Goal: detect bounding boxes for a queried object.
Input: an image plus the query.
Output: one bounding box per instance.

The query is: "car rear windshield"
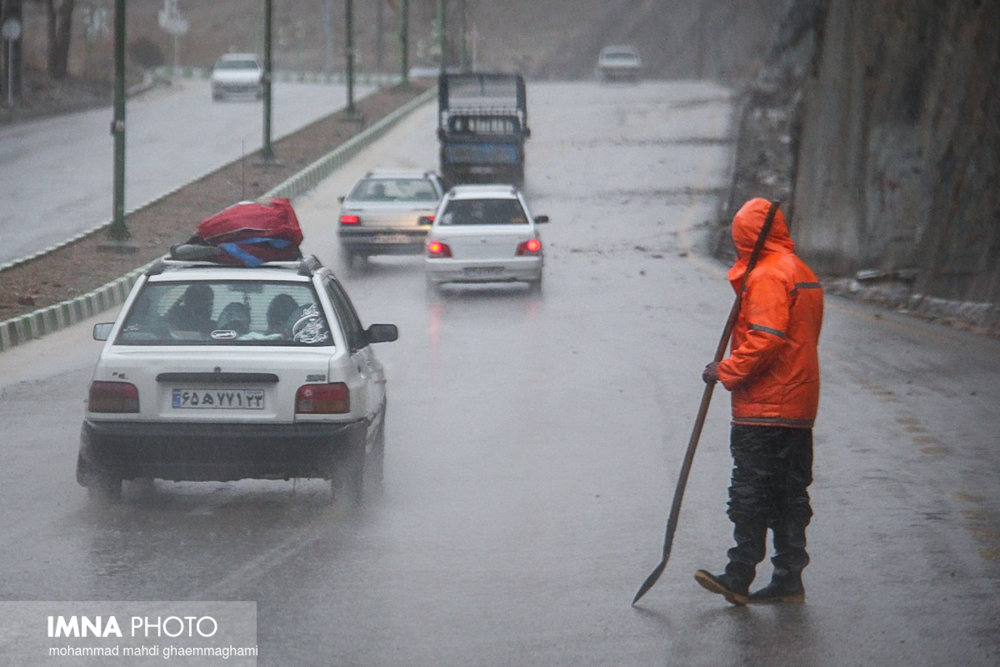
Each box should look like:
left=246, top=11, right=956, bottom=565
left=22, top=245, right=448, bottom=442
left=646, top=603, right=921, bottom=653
left=115, top=280, right=333, bottom=346
left=349, top=178, right=440, bottom=202
left=439, top=198, right=528, bottom=225
left=215, top=59, right=259, bottom=70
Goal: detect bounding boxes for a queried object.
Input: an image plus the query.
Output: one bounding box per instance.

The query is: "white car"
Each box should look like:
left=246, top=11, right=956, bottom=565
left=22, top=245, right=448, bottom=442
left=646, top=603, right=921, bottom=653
left=425, top=184, right=548, bottom=293
left=596, top=45, right=641, bottom=81
left=76, top=254, right=397, bottom=503
left=211, top=53, right=264, bottom=101
left=337, top=169, right=445, bottom=268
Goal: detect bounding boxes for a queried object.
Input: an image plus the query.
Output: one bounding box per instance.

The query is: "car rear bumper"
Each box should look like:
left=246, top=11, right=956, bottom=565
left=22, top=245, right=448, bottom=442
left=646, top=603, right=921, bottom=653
left=78, top=419, right=365, bottom=482
left=426, top=257, right=542, bottom=284
left=338, top=228, right=428, bottom=255
left=597, top=67, right=639, bottom=80
left=212, top=82, right=263, bottom=96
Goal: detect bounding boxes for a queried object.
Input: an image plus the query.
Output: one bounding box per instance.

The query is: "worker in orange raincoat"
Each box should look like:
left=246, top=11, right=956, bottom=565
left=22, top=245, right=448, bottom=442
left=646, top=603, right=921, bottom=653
left=695, top=198, right=824, bottom=605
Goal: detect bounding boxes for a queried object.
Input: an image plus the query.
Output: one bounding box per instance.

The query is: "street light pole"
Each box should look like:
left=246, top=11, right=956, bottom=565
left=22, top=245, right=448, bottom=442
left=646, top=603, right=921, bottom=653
left=107, top=0, right=129, bottom=243
left=399, top=0, right=409, bottom=84
left=345, top=0, right=356, bottom=115
left=436, top=0, right=446, bottom=75
left=260, top=0, right=276, bottom=162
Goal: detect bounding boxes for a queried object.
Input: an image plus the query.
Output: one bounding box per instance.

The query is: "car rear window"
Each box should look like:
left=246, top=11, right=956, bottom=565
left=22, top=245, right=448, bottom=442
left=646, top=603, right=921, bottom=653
left=439, top=198, right=528, bottom=225
left=215, top=59, right=260, bottom=70
left=115, top=280, right=333, bottom=346
left=349, top=178, right=439, bottom=202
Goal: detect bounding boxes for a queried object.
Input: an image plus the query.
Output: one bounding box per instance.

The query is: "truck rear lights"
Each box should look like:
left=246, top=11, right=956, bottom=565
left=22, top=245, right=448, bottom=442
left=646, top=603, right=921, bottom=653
left=88, top=381, right=140, bottom=413
left=516, top=238, right=542, bottom=255
left=427, top=241, right=452, bottom=258
left=296, top=383, right=350, bottom=414
left=339, top=214, right=361, bottom=225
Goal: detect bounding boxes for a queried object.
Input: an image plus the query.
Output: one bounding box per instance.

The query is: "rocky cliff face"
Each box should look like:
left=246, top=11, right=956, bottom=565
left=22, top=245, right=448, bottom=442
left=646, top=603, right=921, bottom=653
left=778, top=0, right=999, bottom=323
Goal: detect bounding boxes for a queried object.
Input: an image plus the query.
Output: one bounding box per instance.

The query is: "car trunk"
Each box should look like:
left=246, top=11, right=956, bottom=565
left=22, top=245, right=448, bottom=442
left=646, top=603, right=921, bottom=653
left=89, top=347, right=345, bottom=423
left=435, top=225, right=533, bottom=259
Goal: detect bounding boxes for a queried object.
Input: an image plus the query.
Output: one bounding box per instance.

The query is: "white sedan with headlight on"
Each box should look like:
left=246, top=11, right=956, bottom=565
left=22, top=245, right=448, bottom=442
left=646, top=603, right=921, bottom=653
left=424, top=184, right=549, bottom=294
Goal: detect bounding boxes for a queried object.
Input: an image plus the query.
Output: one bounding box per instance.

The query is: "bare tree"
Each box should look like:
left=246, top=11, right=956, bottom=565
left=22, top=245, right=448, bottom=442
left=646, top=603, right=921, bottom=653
left=47, top=0, right=74, bottom=79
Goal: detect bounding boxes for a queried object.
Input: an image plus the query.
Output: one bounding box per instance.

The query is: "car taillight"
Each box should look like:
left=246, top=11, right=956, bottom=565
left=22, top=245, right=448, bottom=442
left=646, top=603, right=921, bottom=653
left=427, top=240, right=452, bottom=258
left=339, top=214, right=361, bottom=225
left=88, top=381, right=139, bottom=413
left=296, top=383, right=350, bottom=414
left=516, top=238, right=542, bottom=256
left=418, top=216, right=435, bottom=225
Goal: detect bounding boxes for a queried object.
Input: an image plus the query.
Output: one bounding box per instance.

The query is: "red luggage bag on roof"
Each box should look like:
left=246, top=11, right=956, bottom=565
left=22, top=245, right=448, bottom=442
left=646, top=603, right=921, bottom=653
left=195, top=198, right=304, bottom=266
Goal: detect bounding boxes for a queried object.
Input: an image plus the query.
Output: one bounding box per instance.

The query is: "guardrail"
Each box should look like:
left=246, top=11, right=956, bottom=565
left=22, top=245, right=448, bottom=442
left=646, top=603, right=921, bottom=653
left=0, top=87, right=436, bottom=354
left=155, top=66, right=405, bottom=87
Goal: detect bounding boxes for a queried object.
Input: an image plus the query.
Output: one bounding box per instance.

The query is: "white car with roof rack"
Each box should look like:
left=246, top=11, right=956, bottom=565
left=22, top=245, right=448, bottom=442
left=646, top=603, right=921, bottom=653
left=76, top=253, right=398, bottom=503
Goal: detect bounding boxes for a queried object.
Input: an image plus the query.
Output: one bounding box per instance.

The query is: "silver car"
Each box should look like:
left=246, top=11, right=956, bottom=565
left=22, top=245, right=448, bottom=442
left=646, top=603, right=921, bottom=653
left=425, top=184, right=549, bottom=294
left=596, top=45, right=642, bottom=81
left=210, top=53, right=264, bottom=101
left=337, top=169, right=445, bottom=268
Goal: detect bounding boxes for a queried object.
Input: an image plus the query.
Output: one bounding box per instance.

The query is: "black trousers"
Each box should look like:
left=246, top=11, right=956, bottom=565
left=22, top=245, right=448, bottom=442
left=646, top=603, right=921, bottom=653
left=725, top=424, right=814, bottom=582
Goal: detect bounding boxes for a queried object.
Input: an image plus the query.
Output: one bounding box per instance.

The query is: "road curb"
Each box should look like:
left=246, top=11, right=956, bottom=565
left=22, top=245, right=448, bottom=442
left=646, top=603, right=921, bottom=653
left=0, top=86, right=436, bottom=354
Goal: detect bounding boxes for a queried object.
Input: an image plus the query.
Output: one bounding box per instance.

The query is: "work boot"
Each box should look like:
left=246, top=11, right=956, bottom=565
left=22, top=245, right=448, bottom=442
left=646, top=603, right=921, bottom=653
left=748, top=572, right=805, bottom=603
left=694, top=569, right=750, bottom=606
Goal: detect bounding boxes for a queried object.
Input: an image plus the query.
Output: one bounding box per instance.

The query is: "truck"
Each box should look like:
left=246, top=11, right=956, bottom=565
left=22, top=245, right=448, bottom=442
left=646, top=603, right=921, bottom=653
left=437, top=72, right=530, bottom=187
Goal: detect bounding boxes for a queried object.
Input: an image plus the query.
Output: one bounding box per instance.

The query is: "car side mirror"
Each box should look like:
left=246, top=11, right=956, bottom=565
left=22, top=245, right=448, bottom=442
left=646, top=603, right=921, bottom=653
left=534, top=215, right=549, bottom=224
left=93, top=323, right=114, bottom=341
left=418, top=216, right=434, bottom=226
left=337, top=196, right=345, bottom=204
left=366, top=323, right=399, bottom=344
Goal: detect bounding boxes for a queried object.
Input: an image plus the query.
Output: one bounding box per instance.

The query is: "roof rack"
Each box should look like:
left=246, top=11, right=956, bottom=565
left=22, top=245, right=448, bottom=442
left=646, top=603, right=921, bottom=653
left=146, top=253, right=324, bottom=277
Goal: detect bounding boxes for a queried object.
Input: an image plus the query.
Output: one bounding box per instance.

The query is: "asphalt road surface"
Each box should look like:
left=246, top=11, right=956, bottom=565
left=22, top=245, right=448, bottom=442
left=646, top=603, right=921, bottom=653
left=0, top=78, right=375, bottom=266
left=1, top=80, right=998, bottom=666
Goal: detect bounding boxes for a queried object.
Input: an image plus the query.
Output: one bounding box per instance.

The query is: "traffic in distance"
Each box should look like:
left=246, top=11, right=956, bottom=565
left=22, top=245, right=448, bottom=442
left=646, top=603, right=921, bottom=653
left=75, top=66, right=567, bottom=503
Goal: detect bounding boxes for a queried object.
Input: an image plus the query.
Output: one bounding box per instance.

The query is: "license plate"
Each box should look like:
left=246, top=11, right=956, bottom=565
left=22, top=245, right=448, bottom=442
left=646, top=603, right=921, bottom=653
left=464, top=266, right=505, bottom=277
left=374, top=233, right=411, bottom=243
left=171, top=388, right=265, bottom=409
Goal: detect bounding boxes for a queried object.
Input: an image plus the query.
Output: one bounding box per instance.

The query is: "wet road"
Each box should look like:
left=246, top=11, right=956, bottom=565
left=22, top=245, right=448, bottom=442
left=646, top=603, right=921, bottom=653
left=1, top=81, right=999, bottom=666
left=0, top=78, right=374, bottom=265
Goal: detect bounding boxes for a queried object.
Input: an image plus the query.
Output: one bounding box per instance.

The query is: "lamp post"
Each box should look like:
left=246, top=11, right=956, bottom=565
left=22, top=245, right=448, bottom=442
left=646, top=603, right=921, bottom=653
left=106, top=0, right=131, bottom=245
left=345, top=0, right=356, bottom=116
left=436, top=0, right=446, bottom=75
left=399, top=0, right=409, bottom=84
left=260, top=0, right=276, bottom=162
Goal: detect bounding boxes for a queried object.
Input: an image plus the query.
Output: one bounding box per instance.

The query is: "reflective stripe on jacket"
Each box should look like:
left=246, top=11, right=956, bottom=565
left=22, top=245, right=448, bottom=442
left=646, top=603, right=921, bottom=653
left=717, top=198, right=824, bottom=429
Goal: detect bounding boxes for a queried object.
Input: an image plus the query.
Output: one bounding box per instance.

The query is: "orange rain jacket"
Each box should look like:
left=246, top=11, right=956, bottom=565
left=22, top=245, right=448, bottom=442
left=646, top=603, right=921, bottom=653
left=717, top=198, right=824, bottom=429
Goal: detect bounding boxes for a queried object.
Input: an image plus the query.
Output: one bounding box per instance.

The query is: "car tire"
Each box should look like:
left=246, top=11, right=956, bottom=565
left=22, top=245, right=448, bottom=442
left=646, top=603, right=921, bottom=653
left=89, top=473, right=122, bottom=503
left=331, top=445, right=365, bottom=507
left=340, top=248, right=356, bottom=272
left=363, top=415, right=386, bottom=499
left=426, top=275, right=444, bottom=299
left=529, top=274, right=543, bottom=295
left=77, top=454, right=122, bottom=503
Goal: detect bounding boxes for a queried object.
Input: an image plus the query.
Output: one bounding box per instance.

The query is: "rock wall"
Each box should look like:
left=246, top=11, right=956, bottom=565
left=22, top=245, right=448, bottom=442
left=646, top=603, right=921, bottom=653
left=790, top=0, right=1000, bottom=307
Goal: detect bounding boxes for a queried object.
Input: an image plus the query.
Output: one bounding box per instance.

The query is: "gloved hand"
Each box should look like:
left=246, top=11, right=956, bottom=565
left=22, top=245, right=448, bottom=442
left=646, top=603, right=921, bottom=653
left=702, top=361, right=719, bottom=384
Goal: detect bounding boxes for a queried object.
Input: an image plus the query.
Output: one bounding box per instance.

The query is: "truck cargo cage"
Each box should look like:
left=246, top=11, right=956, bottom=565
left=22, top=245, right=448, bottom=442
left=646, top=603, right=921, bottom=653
left=437, top=72, right=530, bottom=187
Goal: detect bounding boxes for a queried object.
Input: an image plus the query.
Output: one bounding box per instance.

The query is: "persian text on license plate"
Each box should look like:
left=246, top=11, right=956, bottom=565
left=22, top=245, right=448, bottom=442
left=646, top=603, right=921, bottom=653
left=172, top=388, right=265, bottom=409
left=464, top=266, right=505, bottom=277
left=375, top=233, right=411, bottom=243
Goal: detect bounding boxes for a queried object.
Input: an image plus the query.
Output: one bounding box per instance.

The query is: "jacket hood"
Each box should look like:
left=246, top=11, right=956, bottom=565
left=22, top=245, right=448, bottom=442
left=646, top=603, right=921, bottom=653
left=728, top=198, right=795, bottom=285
